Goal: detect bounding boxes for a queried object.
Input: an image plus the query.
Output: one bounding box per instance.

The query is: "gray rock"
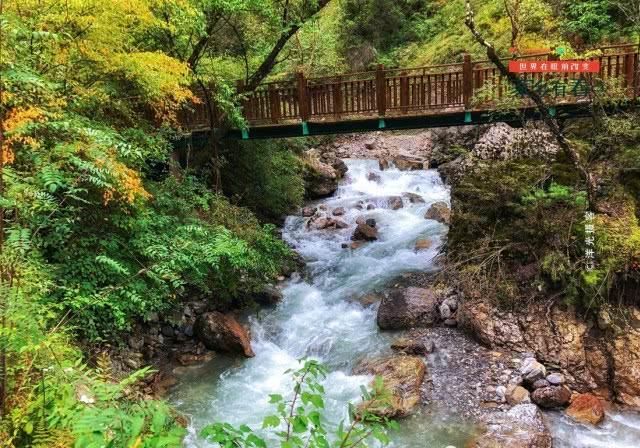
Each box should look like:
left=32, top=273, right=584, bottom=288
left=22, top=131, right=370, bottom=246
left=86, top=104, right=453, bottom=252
left=387, top=196, right=404, bottom=210
left=444, top=318, right=458, bottom=327
left=332, top=207, right=346, bottom=216
left=402, top=192, right=425, bottom=204
left=520, top=357, right=547, bottom=385
left=253, top=284, right=283, bottom=306
left=509, top=375, right=524, bottom=386
left=424, top=201, right=451, bottom=225
left=128, top=335, right=144, bottom=351
left=377, top=287, right=439, bottom=330
left=161, top=325, right=174, bottom=338
left=546, top=373, right=565, bottom=385
left=439, top=303, right=452, bottom=319
left=443, top=297, right=458, bottom=312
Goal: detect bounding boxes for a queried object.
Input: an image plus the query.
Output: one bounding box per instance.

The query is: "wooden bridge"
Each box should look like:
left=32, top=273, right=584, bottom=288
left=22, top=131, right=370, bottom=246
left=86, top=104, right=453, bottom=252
left=181, top=45, right=640, bottom=139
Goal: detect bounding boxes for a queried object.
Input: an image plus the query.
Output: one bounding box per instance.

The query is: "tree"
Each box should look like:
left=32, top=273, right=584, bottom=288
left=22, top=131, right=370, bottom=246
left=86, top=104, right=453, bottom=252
left=464, top=0, right=600, bottom=211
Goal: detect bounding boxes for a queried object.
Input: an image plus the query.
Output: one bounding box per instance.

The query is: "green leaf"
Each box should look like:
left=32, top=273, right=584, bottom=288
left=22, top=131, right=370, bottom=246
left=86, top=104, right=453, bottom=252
left=262, top=414, right=280, bottom=428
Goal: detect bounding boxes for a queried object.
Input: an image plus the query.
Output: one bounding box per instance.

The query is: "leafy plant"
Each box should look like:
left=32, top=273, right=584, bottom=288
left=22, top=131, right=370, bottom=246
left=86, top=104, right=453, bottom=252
left=200, top=360, right=398, bottom=448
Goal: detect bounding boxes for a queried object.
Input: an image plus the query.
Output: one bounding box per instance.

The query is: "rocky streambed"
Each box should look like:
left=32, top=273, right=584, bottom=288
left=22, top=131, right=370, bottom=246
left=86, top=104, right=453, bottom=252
left=166, top=128, right=640, bottom=447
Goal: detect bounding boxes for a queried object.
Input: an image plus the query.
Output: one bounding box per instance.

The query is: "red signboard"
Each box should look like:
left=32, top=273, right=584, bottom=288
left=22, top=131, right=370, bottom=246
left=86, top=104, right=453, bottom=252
left=509, top=60, right=601, bottom=73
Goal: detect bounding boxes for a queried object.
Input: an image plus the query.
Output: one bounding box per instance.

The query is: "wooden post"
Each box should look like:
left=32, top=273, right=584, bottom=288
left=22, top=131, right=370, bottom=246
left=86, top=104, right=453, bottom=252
left=462, top=53, right=473, bottom=109
left=625, top=52, right=636, bottom=97
left=400, top=75, right=409, bottom=114
left=268, top=83, right=280, bottom=124
left=333, top=76, right=343, bottom=119
left=297, top=71, right=309, bottom=121
left=376, top=64, right=386, bottom=117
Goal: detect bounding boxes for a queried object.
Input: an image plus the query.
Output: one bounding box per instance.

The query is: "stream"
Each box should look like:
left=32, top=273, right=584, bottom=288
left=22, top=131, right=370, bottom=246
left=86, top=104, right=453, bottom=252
left=170, top=158, right=640, bottom=448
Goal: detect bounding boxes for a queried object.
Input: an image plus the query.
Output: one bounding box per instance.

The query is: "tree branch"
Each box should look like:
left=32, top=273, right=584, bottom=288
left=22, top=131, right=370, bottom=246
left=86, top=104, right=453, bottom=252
left=244, top=0, right=331, bottom=92
left=464, top=0, right=599, bottom=210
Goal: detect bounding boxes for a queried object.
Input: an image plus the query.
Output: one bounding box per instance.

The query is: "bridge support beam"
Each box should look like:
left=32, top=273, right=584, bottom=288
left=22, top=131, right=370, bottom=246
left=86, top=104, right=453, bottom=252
left=241, top=128, right=249, bottom=140
left=464, top=111, right=472, bottom=123
left=301, top=121, right=309, bottom=136
left=378, top=118, right=386, bottom=129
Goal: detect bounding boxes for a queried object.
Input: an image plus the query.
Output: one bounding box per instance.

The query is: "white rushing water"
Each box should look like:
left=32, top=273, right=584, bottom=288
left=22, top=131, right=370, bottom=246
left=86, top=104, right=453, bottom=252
left=546, top=409, right=640, bottom=448
left=169, top=158, right=640, bottom=448
left=170, top=159, right=462, bottom=447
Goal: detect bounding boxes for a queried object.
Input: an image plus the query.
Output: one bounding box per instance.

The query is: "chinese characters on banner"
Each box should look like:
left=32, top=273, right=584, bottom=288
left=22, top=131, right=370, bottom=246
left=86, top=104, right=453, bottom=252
left=509, top=60, right=601, bottom=73
left=584, top=212, right=596, bottom=271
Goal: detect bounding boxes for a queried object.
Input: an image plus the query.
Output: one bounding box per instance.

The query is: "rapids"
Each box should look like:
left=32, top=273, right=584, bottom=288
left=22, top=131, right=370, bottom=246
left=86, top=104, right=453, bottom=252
left=169, top=158, right=640, bottom=448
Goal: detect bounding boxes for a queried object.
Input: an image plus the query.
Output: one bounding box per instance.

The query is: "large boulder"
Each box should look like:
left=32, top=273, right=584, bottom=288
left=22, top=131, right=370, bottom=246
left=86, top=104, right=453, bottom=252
left=353, top=356, right=426, bottom=418
left=424, top=202, right=451, bottom=225
left=472, top=404, right=552, bottom=448
left=530, top=386, right=571, bottom=409
left=194, top=312, right=255, bottom=357
left=566, top=393, right=605, bottom=425
left=377, top=287, right=439, bottom=330
left=352, top=222, right=378, bottom=241
left=304, top=151, right=339, bottom=198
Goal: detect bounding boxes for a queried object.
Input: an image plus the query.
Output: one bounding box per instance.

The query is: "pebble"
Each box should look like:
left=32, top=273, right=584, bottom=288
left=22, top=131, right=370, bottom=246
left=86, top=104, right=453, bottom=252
left=546, top=372, right=565, bottom=385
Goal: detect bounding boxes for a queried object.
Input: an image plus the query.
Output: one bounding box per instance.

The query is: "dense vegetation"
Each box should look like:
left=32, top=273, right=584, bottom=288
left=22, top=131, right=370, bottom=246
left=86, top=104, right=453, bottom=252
left=0, top=0, right=639, bottom=446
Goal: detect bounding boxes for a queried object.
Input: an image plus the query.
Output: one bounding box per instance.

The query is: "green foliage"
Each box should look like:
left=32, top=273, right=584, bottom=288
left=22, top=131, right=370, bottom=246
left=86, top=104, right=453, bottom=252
left=561, top=0, right=616, bottom=43
left=200, top=360, right=398, bottom=448
left=0, top=255, right=186, bottom=447
left=341, top=0, right=430, bottom=54
left=221, top=140, right=306, bottom=220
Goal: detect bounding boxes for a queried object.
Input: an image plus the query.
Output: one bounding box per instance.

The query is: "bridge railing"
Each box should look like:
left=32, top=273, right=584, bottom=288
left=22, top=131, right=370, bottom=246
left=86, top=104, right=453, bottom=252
left=180, top=46, right=640, bottom=131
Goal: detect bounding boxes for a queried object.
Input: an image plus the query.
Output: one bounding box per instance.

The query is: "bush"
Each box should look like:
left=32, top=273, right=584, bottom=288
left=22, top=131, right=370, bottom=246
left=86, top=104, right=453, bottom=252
left=221, top=139, right=307, bottom=220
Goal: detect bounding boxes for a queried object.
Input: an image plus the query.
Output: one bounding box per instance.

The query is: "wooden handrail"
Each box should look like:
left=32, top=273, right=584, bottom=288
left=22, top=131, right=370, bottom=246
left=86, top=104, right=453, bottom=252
left=179, top=44, right=640, bottom=131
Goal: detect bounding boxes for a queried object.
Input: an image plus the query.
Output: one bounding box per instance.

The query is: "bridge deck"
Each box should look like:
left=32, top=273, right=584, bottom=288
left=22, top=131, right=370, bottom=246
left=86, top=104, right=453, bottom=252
left=180, top=45, right=640, bottom=139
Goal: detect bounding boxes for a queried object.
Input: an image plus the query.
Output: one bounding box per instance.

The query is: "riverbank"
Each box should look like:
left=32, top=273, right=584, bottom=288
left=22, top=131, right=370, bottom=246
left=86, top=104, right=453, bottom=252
left=118, top=125, right=640, bottom=447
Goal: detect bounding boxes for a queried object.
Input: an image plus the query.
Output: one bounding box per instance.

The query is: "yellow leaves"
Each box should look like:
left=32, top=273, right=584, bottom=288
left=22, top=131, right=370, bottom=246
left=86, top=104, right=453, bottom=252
left=103, top=160, right=151, bottom=205
left=109, top=51, right=195, bottom=123
left=2, top=107, right=47, bottom=165
left=5, top=107, right=45, bottom=132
